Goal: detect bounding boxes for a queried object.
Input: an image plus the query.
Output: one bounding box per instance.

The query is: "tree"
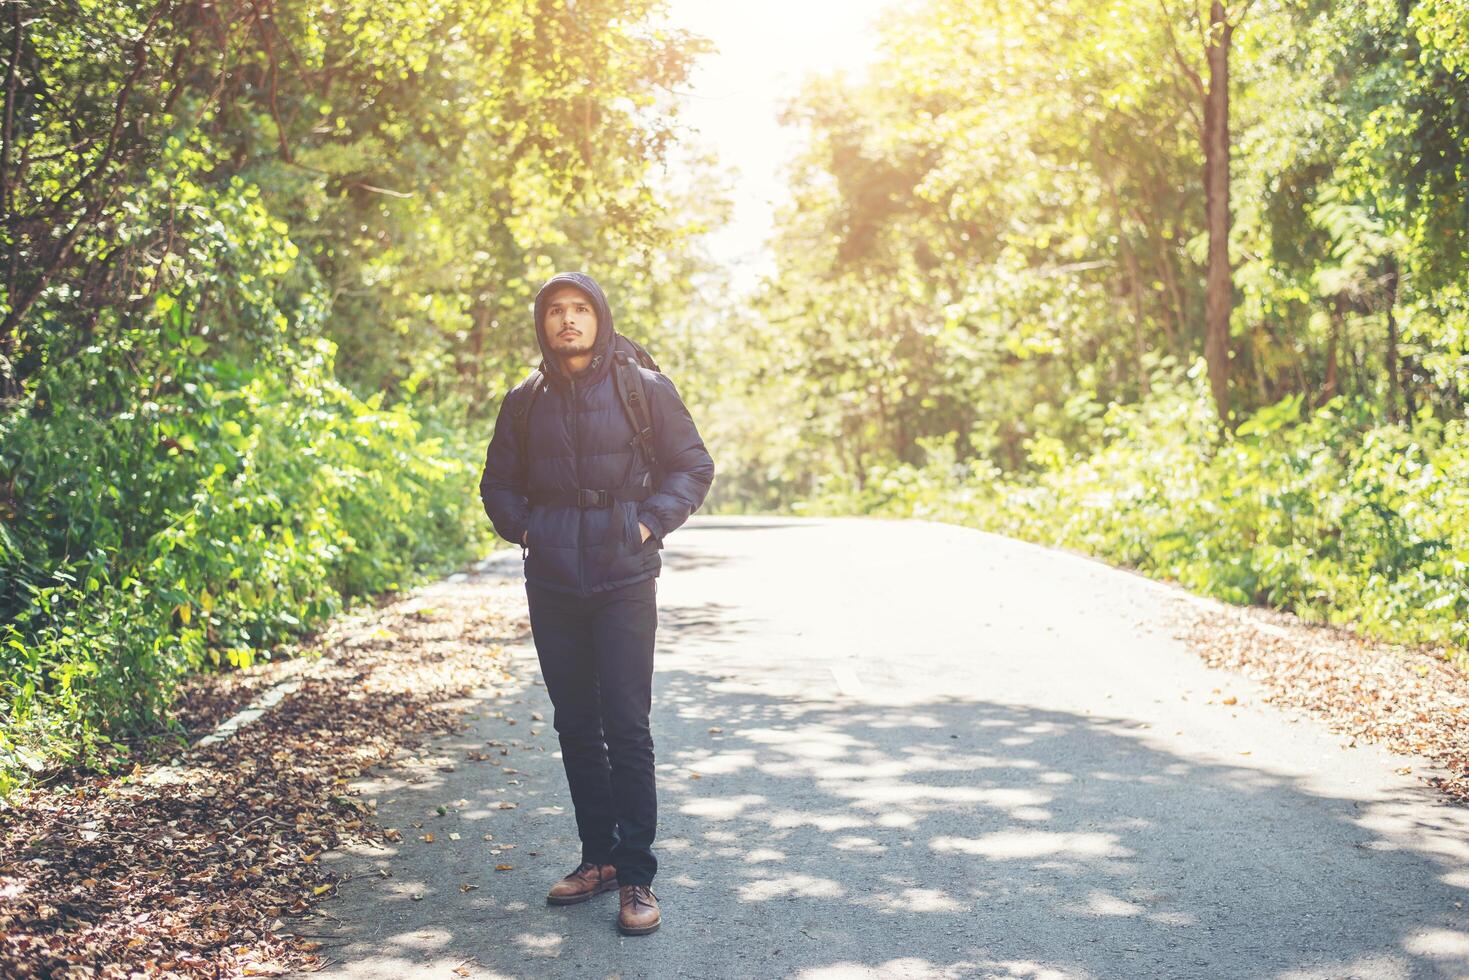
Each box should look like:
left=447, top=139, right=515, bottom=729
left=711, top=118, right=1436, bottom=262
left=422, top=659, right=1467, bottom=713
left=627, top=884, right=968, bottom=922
left=1162, top=0, right=1256, bottom=424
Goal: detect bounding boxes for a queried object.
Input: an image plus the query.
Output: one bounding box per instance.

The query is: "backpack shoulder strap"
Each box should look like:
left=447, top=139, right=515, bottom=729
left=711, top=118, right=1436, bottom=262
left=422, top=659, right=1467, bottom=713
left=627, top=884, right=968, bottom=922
left=611, top=350, right=658, bottom=476
left=510, top=369, right=544, bottom=488
left=617, top=334, right=661, bottom=373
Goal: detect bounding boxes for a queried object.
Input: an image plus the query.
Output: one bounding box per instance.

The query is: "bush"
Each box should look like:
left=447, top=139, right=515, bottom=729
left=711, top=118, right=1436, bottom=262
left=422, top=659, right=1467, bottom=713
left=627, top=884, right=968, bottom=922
left=0, top=337, right=494, bottom=797
left=801, top=362, right=1469, bottom=659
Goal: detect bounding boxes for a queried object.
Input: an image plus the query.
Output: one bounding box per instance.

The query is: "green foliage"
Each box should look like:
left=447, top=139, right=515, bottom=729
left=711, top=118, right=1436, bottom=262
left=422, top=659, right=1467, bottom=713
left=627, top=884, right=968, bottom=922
left=700, top=0, right=1469, bottom=669
left=0, top=336, right=490, bottom=795
left=712, top=0, right=1469, bottom=488
left=800, top=364, right=1469, bottom=658
left=0, top=0, right=717, bottom=798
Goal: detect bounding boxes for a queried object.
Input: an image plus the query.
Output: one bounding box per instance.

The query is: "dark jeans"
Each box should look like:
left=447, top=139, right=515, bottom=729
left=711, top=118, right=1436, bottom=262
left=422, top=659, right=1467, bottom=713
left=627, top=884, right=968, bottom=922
left=525, top=576, right=659, bottom=886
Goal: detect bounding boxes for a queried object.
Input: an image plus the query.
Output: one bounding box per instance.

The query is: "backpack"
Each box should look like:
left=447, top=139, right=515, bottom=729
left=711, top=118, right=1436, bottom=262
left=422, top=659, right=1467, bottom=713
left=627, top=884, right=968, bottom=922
left=509, top=334, right=662, bottom=494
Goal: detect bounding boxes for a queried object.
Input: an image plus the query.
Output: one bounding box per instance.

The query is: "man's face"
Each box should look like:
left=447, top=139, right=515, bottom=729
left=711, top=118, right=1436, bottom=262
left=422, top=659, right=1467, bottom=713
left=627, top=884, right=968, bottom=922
left=542, top=285, right=599, bottom=358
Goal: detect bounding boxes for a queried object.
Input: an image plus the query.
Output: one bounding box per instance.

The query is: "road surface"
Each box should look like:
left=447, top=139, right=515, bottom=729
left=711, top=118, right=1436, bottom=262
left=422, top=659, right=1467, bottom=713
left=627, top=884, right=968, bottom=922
left=292, top=516, right=1469, bottom=979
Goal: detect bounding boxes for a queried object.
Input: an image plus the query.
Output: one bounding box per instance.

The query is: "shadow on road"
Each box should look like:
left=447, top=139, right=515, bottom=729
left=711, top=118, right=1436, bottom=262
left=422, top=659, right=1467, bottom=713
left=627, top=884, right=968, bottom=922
left=469, top=536, right=744, bottom=583
left=672, top=519, right=819, bottom=533
left=301, top=664, right=1469, bottom=979
left=656, top=600, right=753, bottom=646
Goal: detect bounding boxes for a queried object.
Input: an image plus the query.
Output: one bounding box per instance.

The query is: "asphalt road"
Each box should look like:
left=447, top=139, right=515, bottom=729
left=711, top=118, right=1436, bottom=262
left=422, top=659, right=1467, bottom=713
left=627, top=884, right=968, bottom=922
left=292, top=516, right=1469, bottom=980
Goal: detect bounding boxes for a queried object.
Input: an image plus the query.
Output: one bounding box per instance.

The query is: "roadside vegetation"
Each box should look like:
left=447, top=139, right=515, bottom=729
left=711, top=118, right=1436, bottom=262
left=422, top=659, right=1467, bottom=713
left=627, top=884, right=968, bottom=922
left=4, top=1, right=1469, bottom=970
left=5, top=0, right=1469, bottom=803
left=704, top=0, right=1469, bottom=663
left=0, top=0, right=722, bottom=798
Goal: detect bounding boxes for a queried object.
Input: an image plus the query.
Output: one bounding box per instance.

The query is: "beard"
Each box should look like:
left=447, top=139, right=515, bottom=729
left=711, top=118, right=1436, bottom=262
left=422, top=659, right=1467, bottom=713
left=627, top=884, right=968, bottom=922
left=550, top=332, right=594, bottom=357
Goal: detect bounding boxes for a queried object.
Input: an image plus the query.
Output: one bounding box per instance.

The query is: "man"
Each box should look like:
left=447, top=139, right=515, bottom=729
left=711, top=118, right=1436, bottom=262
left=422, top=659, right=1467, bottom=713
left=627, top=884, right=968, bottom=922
left=479, top=270, right=715, bottom=936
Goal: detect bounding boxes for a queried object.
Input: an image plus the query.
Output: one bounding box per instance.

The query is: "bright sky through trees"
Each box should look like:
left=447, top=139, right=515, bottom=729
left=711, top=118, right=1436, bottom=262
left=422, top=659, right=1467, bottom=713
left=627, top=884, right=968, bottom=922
left=661, top=0, right=897, bottom=296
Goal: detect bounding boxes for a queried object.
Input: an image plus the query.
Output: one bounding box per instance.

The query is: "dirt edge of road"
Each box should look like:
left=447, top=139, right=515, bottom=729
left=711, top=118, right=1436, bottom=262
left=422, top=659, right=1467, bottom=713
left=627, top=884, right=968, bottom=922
left=1159, top=592, right=1469, bottom=805
left=0, top=561, right=531, bottom=979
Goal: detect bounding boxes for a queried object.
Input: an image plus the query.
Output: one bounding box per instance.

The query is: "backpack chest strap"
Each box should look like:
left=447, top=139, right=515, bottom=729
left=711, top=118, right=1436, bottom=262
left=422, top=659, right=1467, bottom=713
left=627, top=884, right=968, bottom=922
left=530, top=486, right=655, bottom=508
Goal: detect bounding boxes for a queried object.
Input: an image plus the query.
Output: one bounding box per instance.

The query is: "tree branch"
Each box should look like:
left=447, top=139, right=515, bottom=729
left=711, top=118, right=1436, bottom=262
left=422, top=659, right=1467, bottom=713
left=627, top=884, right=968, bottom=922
left=1158, top=0, right=1207, bottom=100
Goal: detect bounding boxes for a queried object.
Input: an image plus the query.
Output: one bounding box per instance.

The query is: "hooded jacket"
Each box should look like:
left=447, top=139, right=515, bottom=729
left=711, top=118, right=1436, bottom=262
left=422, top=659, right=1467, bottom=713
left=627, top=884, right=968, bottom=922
left=479, top=271, right=716, bottom=596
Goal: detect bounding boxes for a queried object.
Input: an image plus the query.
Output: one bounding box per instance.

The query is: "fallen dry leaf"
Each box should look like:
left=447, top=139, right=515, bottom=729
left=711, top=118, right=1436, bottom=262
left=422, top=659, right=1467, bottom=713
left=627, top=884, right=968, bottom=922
left=1167, top=600, right=1469, bottom=804
left=0, top=568, right=531, bottom=979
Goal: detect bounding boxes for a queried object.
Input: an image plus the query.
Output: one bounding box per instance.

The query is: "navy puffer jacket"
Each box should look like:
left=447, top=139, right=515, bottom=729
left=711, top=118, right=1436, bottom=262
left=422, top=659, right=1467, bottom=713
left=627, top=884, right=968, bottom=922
left=480, top=271, right=715, bottom=596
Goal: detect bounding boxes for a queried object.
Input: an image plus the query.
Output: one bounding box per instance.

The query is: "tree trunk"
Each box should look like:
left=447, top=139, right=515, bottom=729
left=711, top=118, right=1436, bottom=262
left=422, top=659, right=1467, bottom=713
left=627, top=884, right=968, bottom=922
left=1321, top=295, right=1341, bottom=408
left=1347, top=323, right=1364, bottom=402
left=462, top=298, right=490, bottom=394
left=1386, top=260, right=1398, bottom=426
left=1124, top=242, right=1151, bottom=396
left=1126, top=197, right=1183, bottom=352
left=1252, top=321, right=1269, bottom=402
left=1203, top=0, right=1234, bottom=424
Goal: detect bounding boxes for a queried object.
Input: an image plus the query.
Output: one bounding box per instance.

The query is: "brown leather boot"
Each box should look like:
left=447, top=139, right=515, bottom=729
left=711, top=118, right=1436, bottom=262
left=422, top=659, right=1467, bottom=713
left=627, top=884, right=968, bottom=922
left=617, top=884, right=661, bottom=935
left=546, top=861, right=619, bottom=905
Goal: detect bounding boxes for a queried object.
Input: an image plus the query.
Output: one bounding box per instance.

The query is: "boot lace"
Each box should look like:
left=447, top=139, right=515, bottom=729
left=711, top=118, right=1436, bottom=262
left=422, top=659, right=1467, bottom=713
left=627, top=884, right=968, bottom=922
left=625, top=884, right=657, bottom=908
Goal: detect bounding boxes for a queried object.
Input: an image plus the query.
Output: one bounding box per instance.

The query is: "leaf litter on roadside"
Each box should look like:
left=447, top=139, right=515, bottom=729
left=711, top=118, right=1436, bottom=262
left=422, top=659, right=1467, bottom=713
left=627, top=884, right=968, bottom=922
left=1165, top=599, right=1469, bottom=803
left=0, top=566, right=533, bottom=978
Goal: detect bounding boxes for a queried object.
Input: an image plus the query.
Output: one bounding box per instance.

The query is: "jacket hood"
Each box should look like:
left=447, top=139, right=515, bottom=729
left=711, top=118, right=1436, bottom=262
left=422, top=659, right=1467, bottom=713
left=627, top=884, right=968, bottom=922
left=532, top=271, right=617, bottom=387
